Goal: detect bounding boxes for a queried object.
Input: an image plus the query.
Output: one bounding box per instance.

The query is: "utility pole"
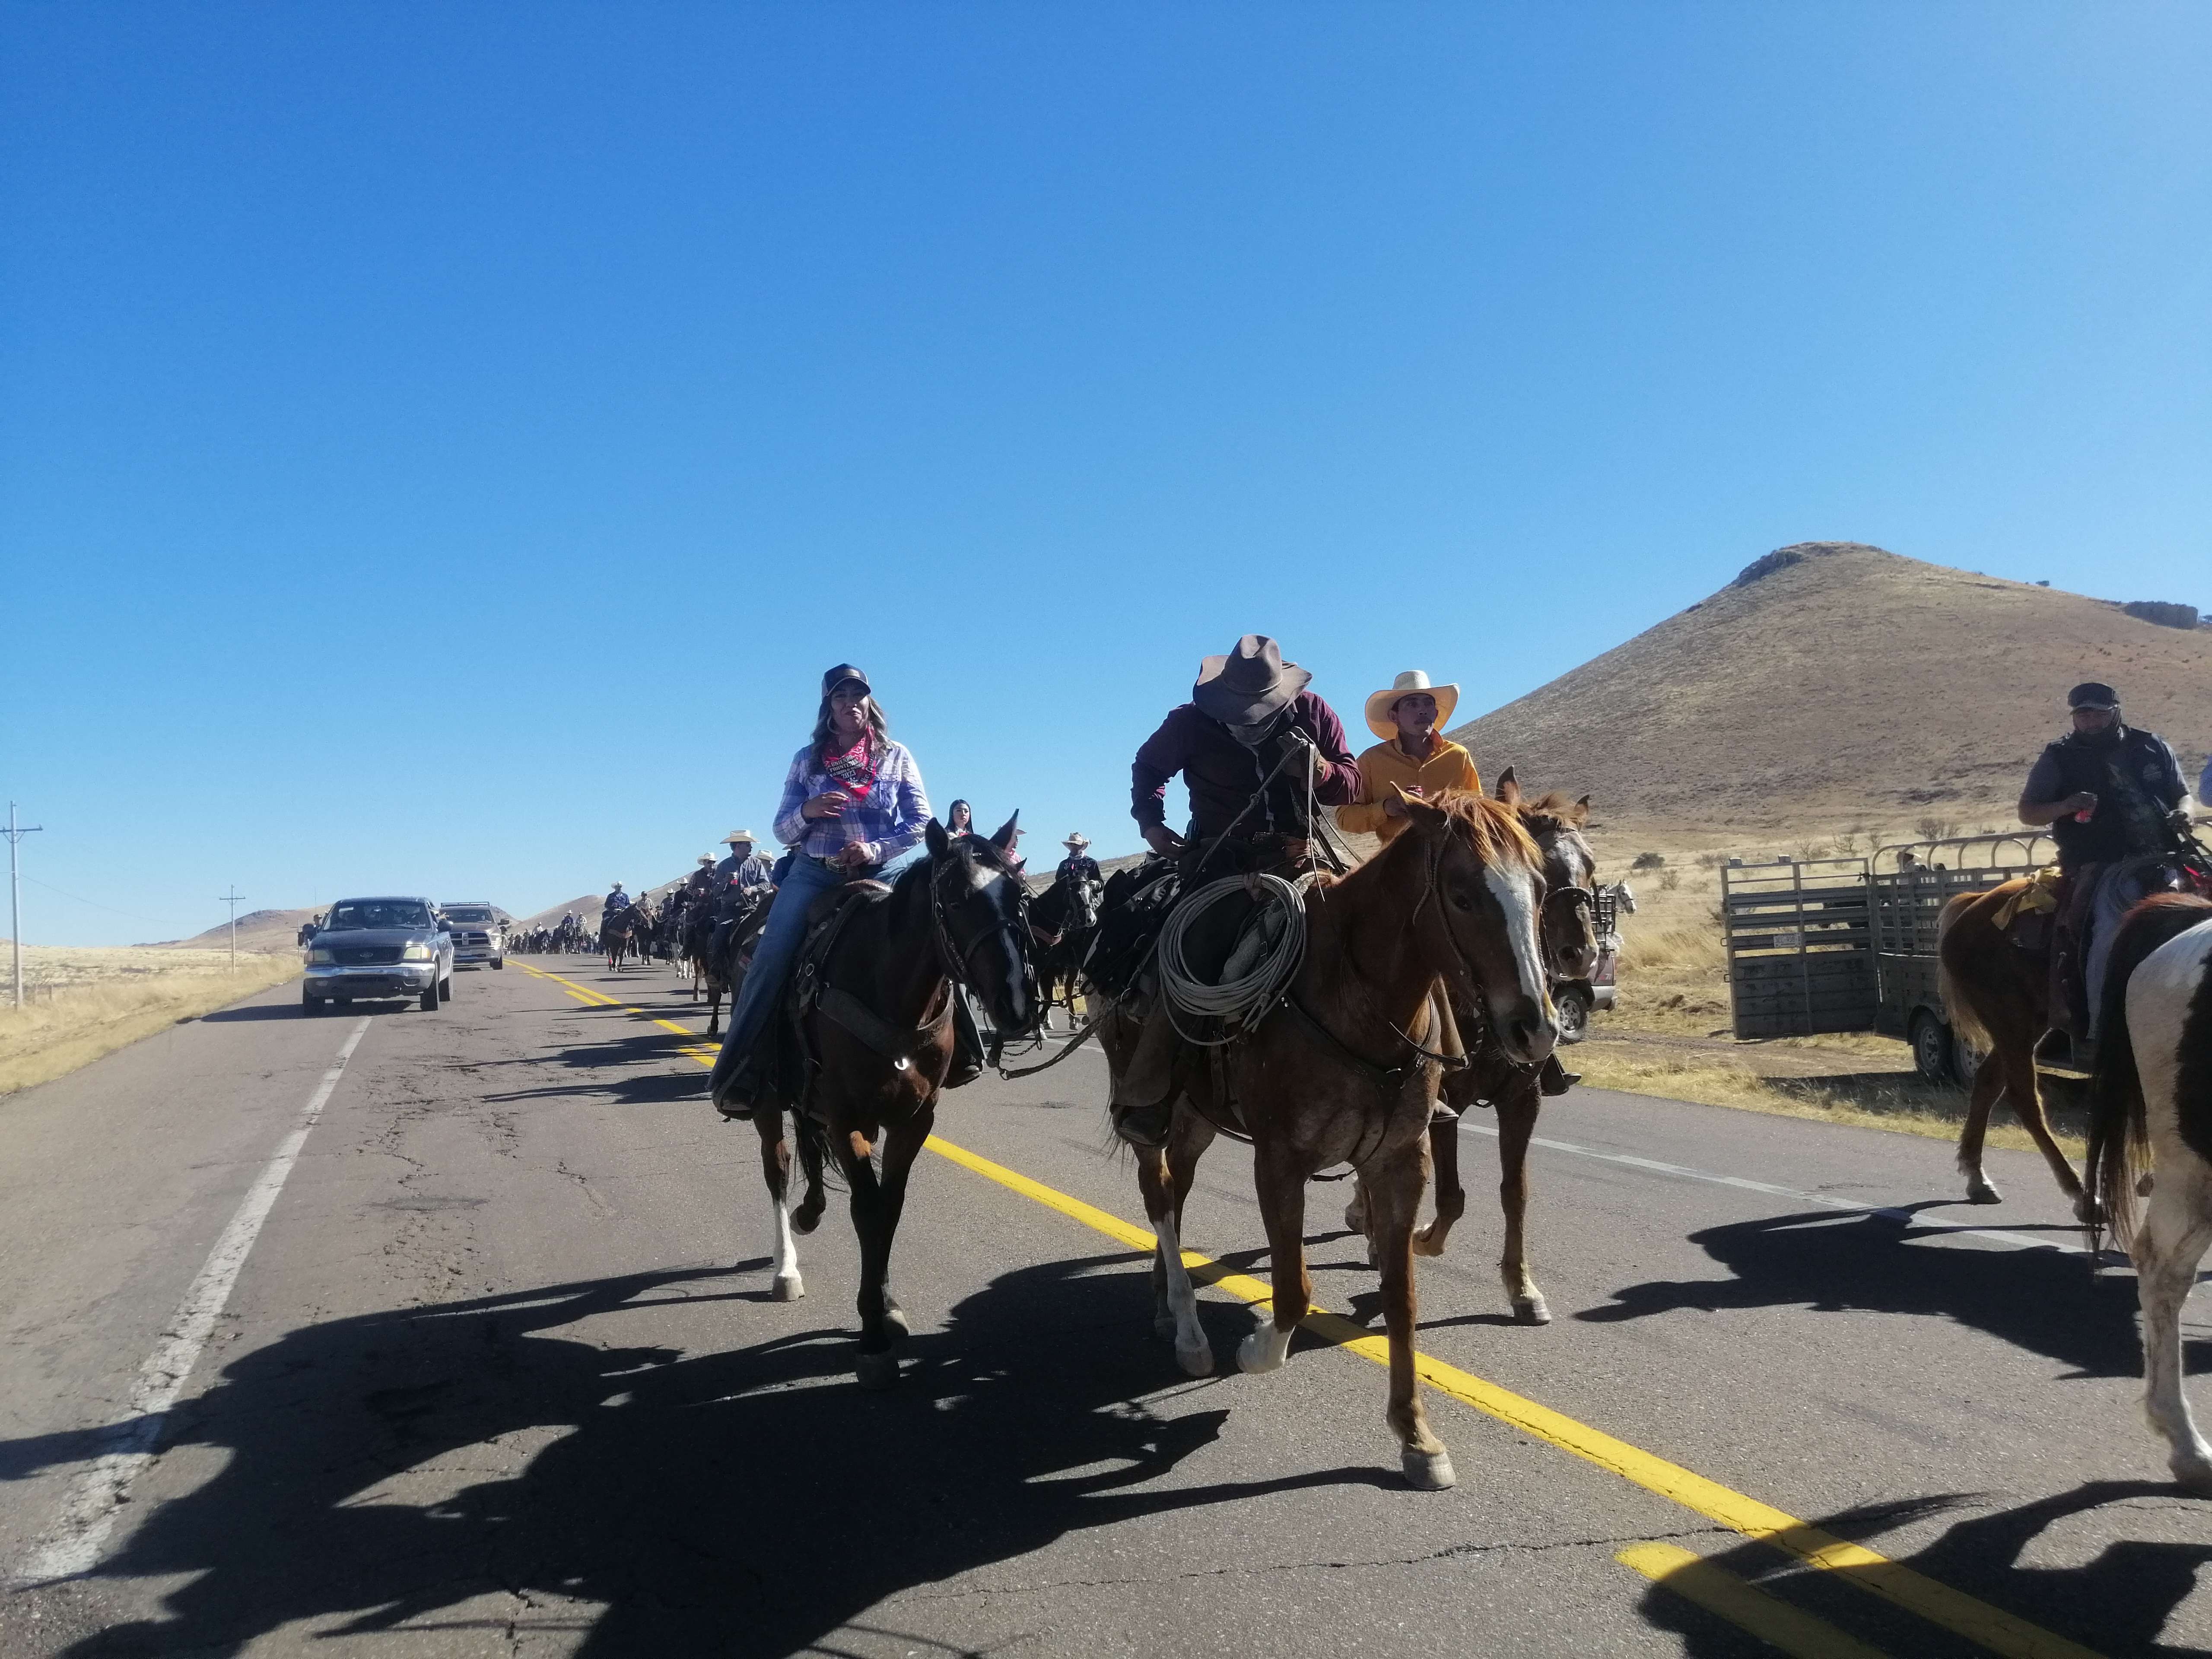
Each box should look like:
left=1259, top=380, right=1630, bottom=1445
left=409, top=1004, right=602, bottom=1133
left=218, top=887, right=246, bottom=970
left=7, top=803, right=44, bottom=1009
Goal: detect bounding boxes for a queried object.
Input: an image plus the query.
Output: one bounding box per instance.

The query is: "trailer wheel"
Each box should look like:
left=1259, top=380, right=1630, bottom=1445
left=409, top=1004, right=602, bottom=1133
left=1910, top=1010, right=1952, bottom=1084
left=1951, top=1029, right=1986, bottom=1088
left=1554, top=986, right=1592, bottom=1045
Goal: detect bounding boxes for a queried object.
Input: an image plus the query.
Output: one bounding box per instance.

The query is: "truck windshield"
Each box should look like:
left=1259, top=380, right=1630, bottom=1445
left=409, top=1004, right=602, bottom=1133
left=327, top=901, right=432, bottom=931
left=444, top=909, right=493, bottom=923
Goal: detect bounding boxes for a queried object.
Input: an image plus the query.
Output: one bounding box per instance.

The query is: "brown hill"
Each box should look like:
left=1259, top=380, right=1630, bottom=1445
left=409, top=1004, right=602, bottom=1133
left=157, top=908, right=321, bottom=951
left=1447, top=543, right=2211, bottom=833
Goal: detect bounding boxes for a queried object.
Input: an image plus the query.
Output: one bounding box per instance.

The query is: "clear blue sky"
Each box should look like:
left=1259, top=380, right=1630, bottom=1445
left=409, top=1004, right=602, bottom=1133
left=5, top=4, right=2207, bottom=944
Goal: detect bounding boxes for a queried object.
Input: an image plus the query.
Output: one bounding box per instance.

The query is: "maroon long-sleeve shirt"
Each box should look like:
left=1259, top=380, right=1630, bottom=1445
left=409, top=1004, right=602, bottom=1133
left=1130, top=692, right=1362, bottom=840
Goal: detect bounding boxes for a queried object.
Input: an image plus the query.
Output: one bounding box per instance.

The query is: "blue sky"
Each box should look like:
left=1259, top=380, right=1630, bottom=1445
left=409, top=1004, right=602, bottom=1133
left=4, top=3, right=2207, bottom=943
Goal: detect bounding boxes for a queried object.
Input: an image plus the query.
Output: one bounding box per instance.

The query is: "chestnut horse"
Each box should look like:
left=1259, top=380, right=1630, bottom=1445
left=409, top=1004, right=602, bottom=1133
left=1112, top=794, right=1555, bottom=1489
left=744, top=817, right=1038, bottom=1386
left=1936, top=883, right=2095, bottom=1216
left=2083, top=894, right=2212, bottom=1491
left=1351, top=772, right=1599, bottom=1325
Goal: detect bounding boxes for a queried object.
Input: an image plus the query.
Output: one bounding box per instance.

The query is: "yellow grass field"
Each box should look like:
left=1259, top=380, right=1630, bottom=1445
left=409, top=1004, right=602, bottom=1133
left=0, top=943, right=302, bottom=1099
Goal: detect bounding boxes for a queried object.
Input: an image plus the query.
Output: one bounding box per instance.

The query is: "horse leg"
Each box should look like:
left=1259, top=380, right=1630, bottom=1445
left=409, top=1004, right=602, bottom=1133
left=1494, top=1085, right=1549, bottom=1323
left=1138, top=1108, right=1213, bottom=1376
left=1413, top=1114, right=1467, bottom=1259
left=1237, top=1142, right=1310, bottom=1377
left=2007, top=1053, right=2096, bottom=1222
left=753, top=1107, right=803, bottom=1301
left=1956, top=1048, right=2005, bottom=1205
left=791, top=1119, right=827, bottom=1235
left=844, top=1112, right=930, bottom=1388
left=706, top=983, right=723, bottom=1040
left=2133, top=1168, right=2212, bottom=1493
left=1365, top=1135, right=1454, bottom=1489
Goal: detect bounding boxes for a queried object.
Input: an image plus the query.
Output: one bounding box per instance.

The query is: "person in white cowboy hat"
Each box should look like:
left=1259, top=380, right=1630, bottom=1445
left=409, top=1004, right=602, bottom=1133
left=1055, top=832, right=1100, bottom=890
left=714, top=829, right=775, bottom=896
left=1336, top=670, right=1483, bottom=845
left=603, top=881, right=631, bottom=914
left=682, top=854, right=721, bottom=906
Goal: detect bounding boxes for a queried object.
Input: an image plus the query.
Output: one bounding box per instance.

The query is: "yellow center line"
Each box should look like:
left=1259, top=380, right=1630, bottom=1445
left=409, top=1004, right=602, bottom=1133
left=509, top=957, right=2102, bottom=1659
left=1617, top=1542, right=1891, bottom=1659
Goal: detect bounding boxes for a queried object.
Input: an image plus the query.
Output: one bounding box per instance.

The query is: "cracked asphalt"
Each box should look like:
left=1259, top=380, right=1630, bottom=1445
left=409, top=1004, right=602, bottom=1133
left=3, top=958, right=2210, bottom=1656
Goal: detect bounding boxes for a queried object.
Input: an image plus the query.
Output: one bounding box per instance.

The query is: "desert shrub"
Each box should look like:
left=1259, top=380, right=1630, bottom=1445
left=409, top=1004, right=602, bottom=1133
left=1694, top=851, right=1729, bottom=870
left=2124, top=600, right=2199, bottom=630
left=1914, top=816, right=1961, bottom=841
left=1630, top=852, right=1667, bottom=871
left=1659, top=870, right=1681, bottom=891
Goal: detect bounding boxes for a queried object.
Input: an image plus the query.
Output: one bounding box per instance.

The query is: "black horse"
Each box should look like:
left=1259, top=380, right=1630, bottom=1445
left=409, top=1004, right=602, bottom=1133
left=1029, top=866, right=1105, bottom=1030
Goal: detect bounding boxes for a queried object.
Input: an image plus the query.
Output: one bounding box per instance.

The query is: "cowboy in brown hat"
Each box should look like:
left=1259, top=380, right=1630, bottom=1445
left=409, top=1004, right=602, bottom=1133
left=1110, top=636, right=1363, bottom=1147
left=1129, top=635, right=1362, bottom=874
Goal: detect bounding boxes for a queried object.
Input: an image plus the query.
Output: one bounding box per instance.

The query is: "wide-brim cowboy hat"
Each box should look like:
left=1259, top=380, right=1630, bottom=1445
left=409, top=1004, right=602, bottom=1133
left=1365, top=669, right=1460, bottom=741
left=722, top=830, right=756, bottom=845
left=697, top=855, right=716, bottom=865
left=1193, top=635, right=1311, bottom=725
left=1062, top=833, right=1090, bottom=849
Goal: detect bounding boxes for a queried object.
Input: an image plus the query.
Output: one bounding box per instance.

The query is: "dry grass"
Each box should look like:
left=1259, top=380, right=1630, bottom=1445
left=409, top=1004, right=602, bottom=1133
left=0, top=944, right=301, bottom=1099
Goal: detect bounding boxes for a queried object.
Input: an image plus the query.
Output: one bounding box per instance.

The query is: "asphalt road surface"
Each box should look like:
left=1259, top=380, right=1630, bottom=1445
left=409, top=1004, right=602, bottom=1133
left=3, top=956, right=2209, bottom=1658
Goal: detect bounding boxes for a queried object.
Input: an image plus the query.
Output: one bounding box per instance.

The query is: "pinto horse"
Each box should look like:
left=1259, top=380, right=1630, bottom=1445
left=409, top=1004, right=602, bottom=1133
left=744, top=817, right=1038, bottom=1386
left=1352, top=771, right=1598, bottom=1325
left=2084, top=893, right=2212, bottom=1491
left=1114, top=794, right=1555, bottom=1489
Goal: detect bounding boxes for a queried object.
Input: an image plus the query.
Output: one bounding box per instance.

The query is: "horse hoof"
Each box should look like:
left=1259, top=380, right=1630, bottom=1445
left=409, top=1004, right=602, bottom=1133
left=1411, top=1228, right=1444, bottom=1259
left=2172, top=1453, right=2212, bottom=1497
left=882, top=1304, right=911, bottom=1341
left=1236, top=1329, right=1285, bottom=1375
left=1512, top=1294, right=1552, bottom=1326
left=1401, top=1447, right=1457, bottom=1491
left=793, top=1207, right=823, bottom=1237
left=1965, top=1180, right=2003, bottom=1205
left=1176, top=1340, right=1215, bottom=1378
left=855, top=1351, right=900, bottom=1390
left=771, top=1272, right=804, bottom=1302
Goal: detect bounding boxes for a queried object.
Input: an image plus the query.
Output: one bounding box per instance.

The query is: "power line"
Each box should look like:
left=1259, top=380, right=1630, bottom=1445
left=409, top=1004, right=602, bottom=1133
left=7, top=804, right=46, bottom=1008
left=216, top=887, right=246, bottom=970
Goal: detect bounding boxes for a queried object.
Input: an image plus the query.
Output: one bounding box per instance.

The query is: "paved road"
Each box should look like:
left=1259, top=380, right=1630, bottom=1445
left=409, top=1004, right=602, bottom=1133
left=2, top=957, right=2207, bottom=1657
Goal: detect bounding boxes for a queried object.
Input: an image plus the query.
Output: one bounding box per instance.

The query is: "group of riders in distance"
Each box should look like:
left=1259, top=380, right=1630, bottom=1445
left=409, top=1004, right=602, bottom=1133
left=514, top=645, right=2212, bottom=1493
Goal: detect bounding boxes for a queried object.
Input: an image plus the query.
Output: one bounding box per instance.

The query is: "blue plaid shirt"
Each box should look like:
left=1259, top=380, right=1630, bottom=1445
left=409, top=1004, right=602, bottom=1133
left=772, top=738, right=931, bottom=867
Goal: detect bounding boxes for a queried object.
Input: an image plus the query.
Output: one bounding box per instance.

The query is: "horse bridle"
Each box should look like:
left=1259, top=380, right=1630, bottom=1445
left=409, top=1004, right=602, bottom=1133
left=926, top=853, right=1041, bottom=1028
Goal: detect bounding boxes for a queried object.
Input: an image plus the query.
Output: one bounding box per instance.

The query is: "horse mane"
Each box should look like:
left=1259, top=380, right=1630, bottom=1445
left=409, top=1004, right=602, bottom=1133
left=1430, top=789, right=1542, bottom=867
left=1516, top=791, right=1583, bottom=835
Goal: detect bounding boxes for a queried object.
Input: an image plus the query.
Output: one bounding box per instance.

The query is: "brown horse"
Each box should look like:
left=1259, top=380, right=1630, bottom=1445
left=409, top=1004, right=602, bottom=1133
left=601, top=904, right=647, bottom=970
left=1936, top=882, right=2095, bottom=1216
left=1115, top=794, right=1555, bottom=1489
left=1354, top=771, right=1599, bottom=1326
left=746, top=817, right=1038, bottom=1386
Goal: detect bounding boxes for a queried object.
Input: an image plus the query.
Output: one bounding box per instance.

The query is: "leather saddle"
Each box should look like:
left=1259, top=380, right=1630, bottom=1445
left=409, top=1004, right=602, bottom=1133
left=785, top=881, right=953, bottom=1083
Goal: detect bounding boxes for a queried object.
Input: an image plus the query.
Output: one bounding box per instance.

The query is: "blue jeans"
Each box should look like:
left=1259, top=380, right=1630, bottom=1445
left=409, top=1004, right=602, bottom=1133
left=712, top=853, right=852, bottom=1088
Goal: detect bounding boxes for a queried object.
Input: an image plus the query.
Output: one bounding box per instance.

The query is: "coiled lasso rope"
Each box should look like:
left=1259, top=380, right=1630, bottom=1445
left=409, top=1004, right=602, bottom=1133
left=1157, top=872, right=1311, bottom=1045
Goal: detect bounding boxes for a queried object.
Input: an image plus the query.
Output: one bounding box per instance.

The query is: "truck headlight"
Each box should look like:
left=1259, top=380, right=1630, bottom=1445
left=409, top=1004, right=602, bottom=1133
left=402, top=944, right=434, bottom=962
left=307, top=947, right=334, bottom=964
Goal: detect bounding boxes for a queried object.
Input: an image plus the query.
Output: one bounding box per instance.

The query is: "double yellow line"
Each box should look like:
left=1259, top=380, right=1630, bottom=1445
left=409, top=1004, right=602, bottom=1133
left=513, top=958, right=2100, bottom=1659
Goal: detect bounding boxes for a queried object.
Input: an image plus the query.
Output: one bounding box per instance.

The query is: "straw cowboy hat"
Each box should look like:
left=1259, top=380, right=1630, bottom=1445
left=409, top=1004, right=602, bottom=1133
left=1193, top=635, right=1310, bottom=725
left=697, top=854, right=716, bottom=866
left=722, top=829, right=756, bottom=845
left=1364, top=670, right=1460, bottom=741
left=1062, top=832, right=1090, bottom=850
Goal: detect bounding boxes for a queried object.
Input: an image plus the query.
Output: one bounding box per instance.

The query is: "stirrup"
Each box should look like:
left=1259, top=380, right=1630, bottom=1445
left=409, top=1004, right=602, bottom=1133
left=1539, top=1055, right=1579, bottom=1096
left=2033, top=1027, right=2094, bottom=1080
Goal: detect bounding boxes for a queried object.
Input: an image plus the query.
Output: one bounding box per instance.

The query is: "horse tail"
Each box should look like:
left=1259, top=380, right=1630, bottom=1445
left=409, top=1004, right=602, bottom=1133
left=2087, top=894, right=2212, bottom=1253
left=1936, top=892, right=1993, bottom=1052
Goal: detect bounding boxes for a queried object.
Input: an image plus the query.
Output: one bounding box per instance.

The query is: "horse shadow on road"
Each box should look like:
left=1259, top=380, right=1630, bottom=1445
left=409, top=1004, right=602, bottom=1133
left=1637, top=1483, right=2212, bottom=1658
left=1575, top=1203, right=2207, bottom=1379
left=16, top=1255, right=1383, bottom=1657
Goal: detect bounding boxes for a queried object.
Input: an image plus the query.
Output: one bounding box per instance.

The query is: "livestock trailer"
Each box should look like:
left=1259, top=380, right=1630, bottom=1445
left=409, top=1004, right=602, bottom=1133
left=1720, top=831, right=2055, bottom=1083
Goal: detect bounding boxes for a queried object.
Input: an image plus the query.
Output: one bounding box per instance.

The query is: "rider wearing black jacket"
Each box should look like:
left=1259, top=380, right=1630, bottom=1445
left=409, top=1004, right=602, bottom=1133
left=2018, top=681, right=2193, bottom=1067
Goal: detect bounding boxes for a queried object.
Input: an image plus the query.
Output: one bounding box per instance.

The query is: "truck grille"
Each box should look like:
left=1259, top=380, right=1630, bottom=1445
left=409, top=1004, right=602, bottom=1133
left=337, top=947, right=403, bottom=965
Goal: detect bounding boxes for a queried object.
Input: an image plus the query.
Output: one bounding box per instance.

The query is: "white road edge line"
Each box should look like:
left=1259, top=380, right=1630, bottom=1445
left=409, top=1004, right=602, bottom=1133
left=1462, top=1122, right=2109, bottom=1259
left=11, top=1015, right=372, bottom=1587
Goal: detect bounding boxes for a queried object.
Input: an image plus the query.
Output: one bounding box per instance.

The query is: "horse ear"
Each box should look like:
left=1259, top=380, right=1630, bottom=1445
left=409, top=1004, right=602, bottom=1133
left=1571, top=795, right=1592, bottom=826
left=988, top=812, right=1019, bottom=852
left=926, top=818, right=950, bottom=858
left=1403, top=795, right=1448, bottom=829
left=1494, top=767, right=1522, bottom=806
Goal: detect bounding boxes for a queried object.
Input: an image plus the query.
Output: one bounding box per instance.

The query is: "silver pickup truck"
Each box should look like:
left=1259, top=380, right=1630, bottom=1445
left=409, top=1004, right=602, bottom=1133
left=303, top=896, right=454, bottom=1013
left=438, top=903, right=507, bottom=969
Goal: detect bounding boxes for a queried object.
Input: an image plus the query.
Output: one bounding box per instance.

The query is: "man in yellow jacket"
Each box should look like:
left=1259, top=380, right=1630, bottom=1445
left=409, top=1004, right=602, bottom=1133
left=1336, top=670, right=1481, bottom=842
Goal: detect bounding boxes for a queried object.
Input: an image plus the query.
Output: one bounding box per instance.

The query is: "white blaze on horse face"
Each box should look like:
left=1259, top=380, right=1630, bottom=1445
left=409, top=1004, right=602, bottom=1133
left=1484, top=862, right=1551, bottom=1020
